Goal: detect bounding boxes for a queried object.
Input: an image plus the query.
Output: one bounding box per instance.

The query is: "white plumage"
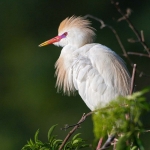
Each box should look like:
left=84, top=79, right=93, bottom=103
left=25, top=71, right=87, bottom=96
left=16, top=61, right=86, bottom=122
left=39, top=16, right=131, bottom=111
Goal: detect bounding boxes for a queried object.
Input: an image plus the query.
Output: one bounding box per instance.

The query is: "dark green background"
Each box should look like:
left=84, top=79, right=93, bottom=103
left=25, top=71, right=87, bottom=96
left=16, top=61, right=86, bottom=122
left=0, top=0, right=150, bottom=149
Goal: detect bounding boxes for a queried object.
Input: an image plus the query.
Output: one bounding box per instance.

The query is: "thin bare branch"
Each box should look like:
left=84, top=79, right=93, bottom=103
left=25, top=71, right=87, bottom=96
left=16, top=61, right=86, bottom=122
left=84, top=14, right=128, bottom=58
left=128, top=38, right=139, bottom=43
left=141, top=30, right=145, bottom=42
left=59, top=103, right=131, bottom=150
left=85, top=12, right=150, bottom=77
left=99, top=135, right=115, bottom=150
left=96, top=138, right=103, bottom=150
left=130, top=64, right=136, bottom=95
left=84, top=14, right=149, bottom=78
left=127, top=52, right=150, bottom=58
left=117, top=8, right=132, bottom=22
left=111, top=0, right=150, bottom=56
left=59, top=111, right=94, bottom=150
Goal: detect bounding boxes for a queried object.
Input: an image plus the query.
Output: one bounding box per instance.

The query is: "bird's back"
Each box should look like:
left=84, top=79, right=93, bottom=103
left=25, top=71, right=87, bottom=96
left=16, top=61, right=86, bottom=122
left=72, top=43, right=131, bottom=110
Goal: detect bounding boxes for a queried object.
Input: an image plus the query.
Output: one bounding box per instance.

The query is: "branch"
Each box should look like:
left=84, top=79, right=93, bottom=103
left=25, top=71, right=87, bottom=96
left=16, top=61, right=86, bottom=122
left=100, top=135, right=115, bottom=150
left=59, top=103, right=131, bottom=150
left=127, top=52, right=150, bottom=58
left=59, top=111, right=94, bottom=150
left=130, top=64, right=137, bottom=95
left=84, top=13, right=150, bottom=77
left=96, top=138, right=103, bottom=150
left=84, top=14, right=128, bottom=58
left=117, top=8, right=132, bottom=22
left=111, top=0, right=150, bottom=56
left=141, top=30, right=145, bottom=42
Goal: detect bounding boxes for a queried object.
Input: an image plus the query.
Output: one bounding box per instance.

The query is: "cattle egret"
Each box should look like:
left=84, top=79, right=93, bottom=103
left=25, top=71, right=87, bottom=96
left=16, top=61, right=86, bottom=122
left=39, top=16, right=131, bottom=111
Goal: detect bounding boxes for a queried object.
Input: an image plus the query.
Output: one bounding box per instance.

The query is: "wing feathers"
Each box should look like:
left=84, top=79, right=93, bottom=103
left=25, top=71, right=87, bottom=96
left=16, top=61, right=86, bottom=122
left=55, top=43, right=131, bottom=110
left=72, top=44, right=131, bottom=110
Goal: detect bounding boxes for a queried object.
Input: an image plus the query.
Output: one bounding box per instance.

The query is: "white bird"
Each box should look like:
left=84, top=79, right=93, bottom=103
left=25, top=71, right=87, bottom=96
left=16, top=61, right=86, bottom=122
left=39, top=16, right=131, bottom=111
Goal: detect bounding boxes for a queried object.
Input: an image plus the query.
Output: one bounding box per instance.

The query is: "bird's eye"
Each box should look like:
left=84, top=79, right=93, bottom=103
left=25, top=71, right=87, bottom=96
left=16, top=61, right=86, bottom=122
left=60, top=32, right=68, bottom=39
left=63, top=32, right=68, bottom=36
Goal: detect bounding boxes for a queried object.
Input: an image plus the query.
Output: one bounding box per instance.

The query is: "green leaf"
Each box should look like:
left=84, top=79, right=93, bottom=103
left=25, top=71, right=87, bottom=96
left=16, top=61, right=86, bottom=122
left=53, top=139, right=62, bottom=149
left=34, top=129, right=39, bottom=143
left=131, top=146, right=137, bottom=150
left=48, top=124, right=58, bottom=142
left=72, top=133, right=81, bottom=141
left=64, top=141, right=71, bottom=149
left=53, top=139, right=62, bottom=145
left=73, top=138, right=83, bottom=145
left=22, top=124, right=89, bottom=150
left=29, top=138, right=34, bottom=146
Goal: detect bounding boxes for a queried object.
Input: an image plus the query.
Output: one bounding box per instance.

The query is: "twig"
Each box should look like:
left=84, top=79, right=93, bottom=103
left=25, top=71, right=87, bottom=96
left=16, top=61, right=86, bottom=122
left=117, top=8, right=132, bottom=22
left=99, top=135, right=115, bottom=150
left=84, top=14, right=140, bottom=77
left=113, top=138, right=117, bottom=150
left=59, top=103, right=130, bottom=150
left=96, top=138, right=103, bottom=150
left=127, top=52, right=150, bottom=58
left=59, top=111, right=94, bottom=150
left=84, top=12, right=150, bottom=77
left=61, top=111, right=95, bottom=131
left=111, top=0, right=150, bottom=56
left=128, top=38, right=140, bottom=43
left=130, top=64, right=136, bottom=95
left=141, top=30, right=145, bottom=42
left=84, top=14, right=136, bottom=73
left=60, top=104, right=131, bottom=150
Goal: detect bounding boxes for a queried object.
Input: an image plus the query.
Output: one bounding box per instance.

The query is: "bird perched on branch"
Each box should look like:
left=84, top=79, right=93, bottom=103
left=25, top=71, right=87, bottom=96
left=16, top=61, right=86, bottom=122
left=39, top=16, right=131, bottom=111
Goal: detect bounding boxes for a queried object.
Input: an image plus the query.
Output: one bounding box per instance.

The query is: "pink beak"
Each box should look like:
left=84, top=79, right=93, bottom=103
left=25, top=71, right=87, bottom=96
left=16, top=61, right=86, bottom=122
left=38, top=32, right=67, bottom=47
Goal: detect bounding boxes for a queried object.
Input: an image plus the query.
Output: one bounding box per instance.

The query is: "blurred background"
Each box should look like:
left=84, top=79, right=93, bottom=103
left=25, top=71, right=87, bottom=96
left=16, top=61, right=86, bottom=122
left=0, top=0, right=150, bottom=149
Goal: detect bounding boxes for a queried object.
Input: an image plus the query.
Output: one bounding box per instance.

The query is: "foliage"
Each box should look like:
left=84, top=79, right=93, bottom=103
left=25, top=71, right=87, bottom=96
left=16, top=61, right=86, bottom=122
left=22, top=88, right=150, bottom=150
left=92, top=88, right=150, bottom=149
left=21, top=124, right=89, bottom=150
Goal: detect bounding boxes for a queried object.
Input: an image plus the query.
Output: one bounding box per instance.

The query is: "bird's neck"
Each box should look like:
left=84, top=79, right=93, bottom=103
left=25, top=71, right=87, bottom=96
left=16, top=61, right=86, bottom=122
left=55, top=45, right=77, bottom=95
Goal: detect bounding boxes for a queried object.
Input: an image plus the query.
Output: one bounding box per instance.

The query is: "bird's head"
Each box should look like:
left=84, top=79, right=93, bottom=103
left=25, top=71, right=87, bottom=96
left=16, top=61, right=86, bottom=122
left=39, top=16, right=96, bottom=48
